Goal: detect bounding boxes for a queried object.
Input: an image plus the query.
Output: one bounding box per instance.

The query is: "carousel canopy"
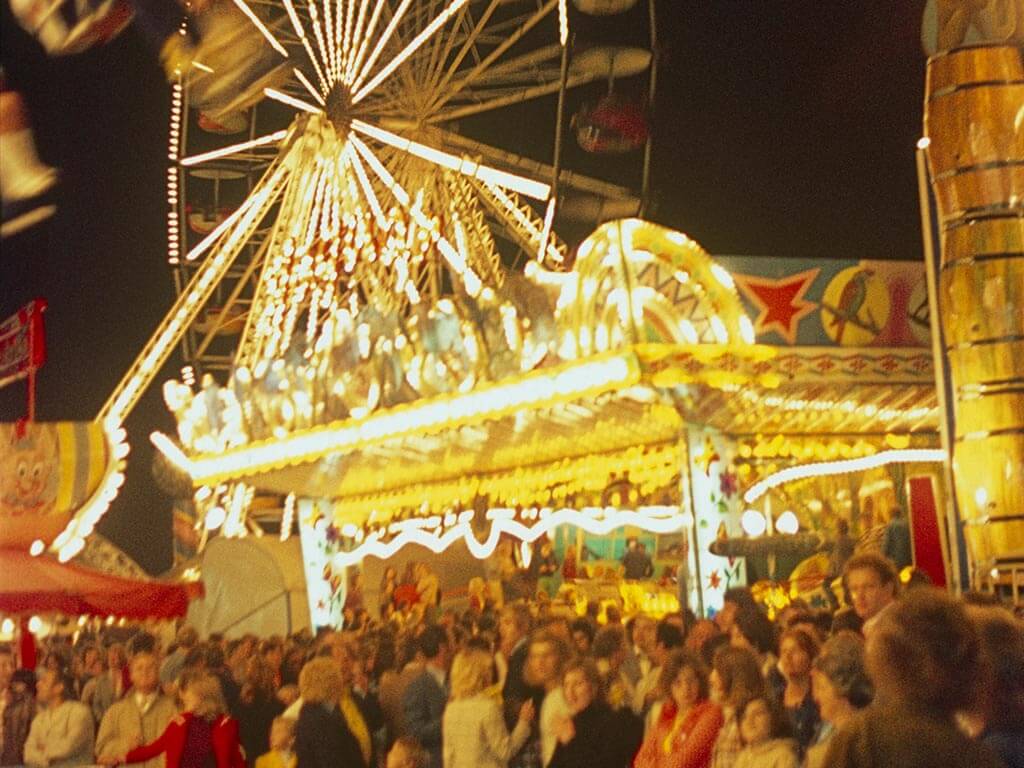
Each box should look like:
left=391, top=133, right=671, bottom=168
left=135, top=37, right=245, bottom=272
left=0, top=550, right=203, bottom=619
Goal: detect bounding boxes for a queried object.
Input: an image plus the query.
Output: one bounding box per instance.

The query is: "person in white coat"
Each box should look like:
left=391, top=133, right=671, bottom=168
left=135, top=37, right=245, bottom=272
left=24, top=668, right=94, bottom=767
left=443, top=649, right=534, bottom=768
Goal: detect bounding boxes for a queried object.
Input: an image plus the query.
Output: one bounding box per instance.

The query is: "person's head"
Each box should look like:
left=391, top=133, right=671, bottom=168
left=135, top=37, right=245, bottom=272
left=449, top=649, right=494, bottom=699
left=737, top=696, right=792, bottom=747
left=242, top=656, right=277, bottom=703
left=592, top=625, right=627, bottom=670
left=36, top=667, right=74, bottom=706
left=180, top=672, right=227, bottom=719
left=175, top=625, right=199, bottom=650
left=260, top=639, right=284, bottom=669
left=685, top=619, right=720, bottom=656
left=418, top=625, right=451, bottom=670
left=660, top=650, right=709, bottom=712
left=710, top=645, right=765, bottom=710
left=653, top=618, right=685, bottom=665
left=811, top=631, right=873, bottom=724
left=778, top=628, right=818, bottom=682
left=107, top=643, right=126, bottom=670
left=299, top=656, right=344, bottom=705
left=632, top=614, right=657, bottom=656
left=830, top=606, right=863, bottom=635
left=604, top=605, right=622, bottom=625
left=129, top=631, right=157, bottom=657
left=866, top=587, right=979, bottom=718
left=387, top=737, right=428, bottom=768
left=627, top=537, right=639, bottom=551
left=0, top=644, right=14, bottom=691
left=967, top=605, right=1024, bottom=732
left=269, top=716, right=295, bottom=751
left=526, top=632, right=570, bottom=691
left=569, top=618, right=595, bottom=655
left=716, top=587, right=756, bottom=633
left=729, top=607, right=776, bottom=658
left=843, top=553, right=898, bottom=622
left=562, top=659, right=603, bottom=715
left=499, top=603, right=532, bottom=649
left=129, top=651, right=160, bottom=695
left=835, top=518, right=849, bottom=536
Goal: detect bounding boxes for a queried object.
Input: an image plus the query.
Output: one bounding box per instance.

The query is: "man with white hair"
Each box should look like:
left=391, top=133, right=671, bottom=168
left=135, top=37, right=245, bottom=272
left=96, top=652, right=176, bottom=768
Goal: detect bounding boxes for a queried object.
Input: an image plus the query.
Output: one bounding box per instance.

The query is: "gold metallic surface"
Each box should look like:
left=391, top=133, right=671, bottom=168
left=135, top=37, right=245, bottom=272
left=925, top=43, right=1024, bottom=568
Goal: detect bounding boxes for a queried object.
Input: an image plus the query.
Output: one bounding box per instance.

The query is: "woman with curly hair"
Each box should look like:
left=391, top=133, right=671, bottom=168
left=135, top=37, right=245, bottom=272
left=824, top=589, right=1003, bottom=768
left=633, top=650, right=723, bottom=768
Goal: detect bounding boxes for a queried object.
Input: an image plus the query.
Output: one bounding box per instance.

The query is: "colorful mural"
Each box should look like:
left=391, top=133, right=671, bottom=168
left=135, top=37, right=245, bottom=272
left=719, top=257, right=930, bottom=348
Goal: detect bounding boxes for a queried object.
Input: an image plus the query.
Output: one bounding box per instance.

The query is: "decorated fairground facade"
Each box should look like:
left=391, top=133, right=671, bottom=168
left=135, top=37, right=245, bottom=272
left=2, top=1, right=1021, bottom=633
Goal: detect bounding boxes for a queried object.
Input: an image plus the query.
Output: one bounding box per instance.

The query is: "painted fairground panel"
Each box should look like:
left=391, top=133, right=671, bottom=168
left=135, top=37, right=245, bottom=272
left=716, top=256, right=930, bottom=348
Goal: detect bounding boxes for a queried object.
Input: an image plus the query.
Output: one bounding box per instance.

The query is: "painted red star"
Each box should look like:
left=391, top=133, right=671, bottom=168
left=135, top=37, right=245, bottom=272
left=734, top=268, right=820, bottom=344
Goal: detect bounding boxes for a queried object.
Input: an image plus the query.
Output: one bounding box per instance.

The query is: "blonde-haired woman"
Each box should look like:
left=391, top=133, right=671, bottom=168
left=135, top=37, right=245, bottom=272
left=102, top=672, right=245, bottom=768
left=443, top=649, right=535, bottom=768
left=294, top=657, right=366, bottom=768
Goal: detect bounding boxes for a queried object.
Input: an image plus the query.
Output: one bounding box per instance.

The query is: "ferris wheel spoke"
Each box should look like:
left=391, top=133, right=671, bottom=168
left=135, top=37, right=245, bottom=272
left=352, top=0, right=470, bottom=105
left=350, top=0, right=415, bottom=92
left=349, top=134, right=483, bottom=297
left=294, top=67, right=328, bottom=105
left=352, top=119, right=549, bottom=200
left=345, top=0, right=389, bottom=86
left=282, top=0, right=331, bottom=94
left=180, top=130, right=290, bottom=166
left=264, top=87, right=324, bottom=114
left=324, top=0, right=341, bottom=83
left=428, top=0, right=556, bottom=114
left=306, top=0, right=335, bottom=88
left=431, top=71, right=588, bottom=122
left=345, top=0, right=372, bottom=83
left=230, top=0, right=290, bottom=58
left=427, top=0, right=501, bottom=103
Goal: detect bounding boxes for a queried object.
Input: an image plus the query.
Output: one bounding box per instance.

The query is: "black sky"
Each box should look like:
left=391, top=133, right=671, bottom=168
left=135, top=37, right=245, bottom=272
left=1, top=0, right=928, bottom=574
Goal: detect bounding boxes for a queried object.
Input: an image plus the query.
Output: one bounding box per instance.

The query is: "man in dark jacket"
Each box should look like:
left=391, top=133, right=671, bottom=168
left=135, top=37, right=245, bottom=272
left=401, top=626, right=450, bottom=768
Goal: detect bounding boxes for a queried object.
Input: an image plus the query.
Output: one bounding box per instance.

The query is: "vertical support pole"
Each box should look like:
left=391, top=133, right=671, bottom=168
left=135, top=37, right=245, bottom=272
left=679, top=429, right=704, bottom=617
left=640, top=0, right=658, bottom=216
left=916, top=145, right=964, bottom=595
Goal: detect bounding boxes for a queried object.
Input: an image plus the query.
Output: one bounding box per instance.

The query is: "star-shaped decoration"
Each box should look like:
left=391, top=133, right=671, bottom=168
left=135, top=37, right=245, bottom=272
left=735, top=268, right=820, bottom=344
left=696, top=434, right=720, bottom=475
left=708, top=570, right=722, bottom=590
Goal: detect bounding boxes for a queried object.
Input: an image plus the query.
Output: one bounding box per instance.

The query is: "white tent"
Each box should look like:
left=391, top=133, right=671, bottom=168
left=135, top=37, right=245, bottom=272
left=186, top=536, right=310, bottom=638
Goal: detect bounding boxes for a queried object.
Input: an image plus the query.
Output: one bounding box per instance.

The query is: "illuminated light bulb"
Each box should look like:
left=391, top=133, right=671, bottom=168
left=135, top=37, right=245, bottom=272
left=0, top=619, right=13, bottom=635
left=739, top=315, right=756, bottom=344
left=917, top=137, right=931, bottom=150
left=710, top=263, right=736, bottom=290
left=205, top=506, right=227, bottom=530
left=741, top=509, right=768, bottom=537
left=29, top=539, right=45, bottom=556
left=775, top=510, right=799, bottom=535
left=28, top=616, right=43, bottom=633
left=710, top=315, right=729, bottom=343
left=975, top=487, right=988, bottom=508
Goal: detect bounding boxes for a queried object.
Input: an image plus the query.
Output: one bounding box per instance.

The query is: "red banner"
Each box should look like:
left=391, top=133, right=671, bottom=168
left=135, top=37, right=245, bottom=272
left=0, top=299, right=46, bottom=389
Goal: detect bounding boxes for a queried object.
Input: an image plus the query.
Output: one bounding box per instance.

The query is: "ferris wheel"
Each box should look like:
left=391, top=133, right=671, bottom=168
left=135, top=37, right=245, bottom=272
left=160, top=0, right=658, bottom=386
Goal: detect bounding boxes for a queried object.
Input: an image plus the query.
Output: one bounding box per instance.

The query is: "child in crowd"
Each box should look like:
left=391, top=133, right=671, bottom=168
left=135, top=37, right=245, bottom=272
left=255, top=717, right=296, bottom=768
left=733, top=697, right=798, bottom=768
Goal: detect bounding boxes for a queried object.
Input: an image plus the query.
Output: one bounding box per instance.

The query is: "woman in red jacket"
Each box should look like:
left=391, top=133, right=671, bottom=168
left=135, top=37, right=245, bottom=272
left=102, top=672, right=246, bottom=768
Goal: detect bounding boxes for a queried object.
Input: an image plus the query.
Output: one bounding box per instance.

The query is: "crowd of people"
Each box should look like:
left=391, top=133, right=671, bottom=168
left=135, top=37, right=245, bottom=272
left=1, top=550, right=1022, bottom=768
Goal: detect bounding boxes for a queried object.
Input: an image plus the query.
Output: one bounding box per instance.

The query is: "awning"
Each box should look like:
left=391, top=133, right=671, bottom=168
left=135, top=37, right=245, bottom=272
left=0, top=550, right=203, bottom=619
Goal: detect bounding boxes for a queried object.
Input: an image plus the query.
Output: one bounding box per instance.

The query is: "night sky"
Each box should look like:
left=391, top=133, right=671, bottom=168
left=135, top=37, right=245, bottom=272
left=1, top=0, right=928, bottom=573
